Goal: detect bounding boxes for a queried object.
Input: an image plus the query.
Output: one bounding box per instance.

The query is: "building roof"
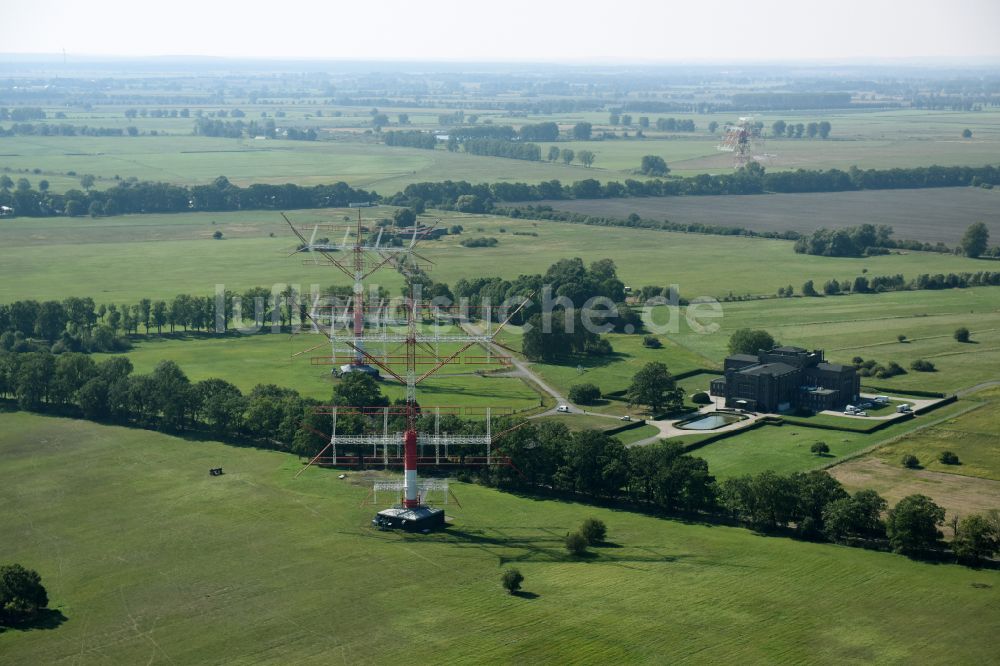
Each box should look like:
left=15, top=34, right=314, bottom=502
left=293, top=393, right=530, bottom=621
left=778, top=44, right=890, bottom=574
left=771, top=346, right=808, bottom=354
left=815, top=362, right=850, bottom=373
left=728, top=353, right=759, bottom=364
left=738, top=362, right=798, bottom=377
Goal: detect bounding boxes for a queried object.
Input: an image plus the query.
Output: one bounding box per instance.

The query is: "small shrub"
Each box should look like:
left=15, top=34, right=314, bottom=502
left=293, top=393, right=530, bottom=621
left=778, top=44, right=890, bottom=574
left=692, top=391, right=712, bottom=405
left=568, top=383, right=601, bottom=405
left=501, top=568, right=524, bottom=595
left=910, top=359, right=936, bottom=372
left=810, top=441, right=830, bottom=456
left=938, top=451, right=960, bottom=465
left=954, top=327, right=971, bottom=343
left=580, top=518, right=607, bottom=545
left=565, top=531, right=589, bottom=556
left=897, top=334, right=907, bottom=343
left=642, top=335, right=662, bottom=349
left=460, top=237, right=498, bottom=248
left=876, top=361, right=906, bottom=379
left=212, top=230, right=224, bottom=240
left=902, top=454, right=920, bottom=469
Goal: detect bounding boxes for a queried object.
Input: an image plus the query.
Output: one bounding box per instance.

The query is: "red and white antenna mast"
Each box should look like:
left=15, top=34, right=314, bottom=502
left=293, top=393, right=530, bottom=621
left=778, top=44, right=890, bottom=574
left=285, top=208, right=528, bottom=527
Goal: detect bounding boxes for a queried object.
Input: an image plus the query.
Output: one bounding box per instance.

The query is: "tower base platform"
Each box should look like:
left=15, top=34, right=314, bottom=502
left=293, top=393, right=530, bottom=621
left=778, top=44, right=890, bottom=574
left=372, top=505, right=446, bottom=532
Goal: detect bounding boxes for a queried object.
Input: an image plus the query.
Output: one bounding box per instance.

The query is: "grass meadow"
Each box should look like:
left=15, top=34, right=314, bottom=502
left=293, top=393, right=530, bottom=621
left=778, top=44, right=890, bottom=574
left=691, top=399, right=971, bottom=480
left=92, top=332, right=543, bottom=411
left=1, top=207, right=995, bottom=303
left=1, top=412, right=998, bottom=664
left=872, top=388, right=1000, bottom=481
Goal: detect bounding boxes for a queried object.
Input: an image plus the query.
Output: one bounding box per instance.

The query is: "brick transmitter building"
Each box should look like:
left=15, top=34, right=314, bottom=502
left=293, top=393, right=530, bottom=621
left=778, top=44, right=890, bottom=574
left=710, top=346, right=860, bottom=413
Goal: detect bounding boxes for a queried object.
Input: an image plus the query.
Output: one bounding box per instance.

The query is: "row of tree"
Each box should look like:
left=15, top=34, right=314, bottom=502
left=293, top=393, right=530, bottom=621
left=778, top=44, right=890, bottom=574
left=462, top=138, right=542, bottom=161
left=0, top=107, right=47, bottom=121
left=383, top=130, right=438, bottom=149
left=793, top=224, right=896, bottom=257
left=124, top=107, right=191, bottom=118
left=3, top=163, right=999, bottom=219
left=770, top=120, right=832, bottom=139
left=0, top=123, right=137, bottom=137
left=493, top=420, right=999, bottom=562
left=500, top=203, right=799, bottom=240
left=795, top=222, right=994, bottom=258
left=0, top=176, right=374, bottom=217
left=0, top=286, right=313, bottom=353
left=801, top=269, right=1000, bottom=297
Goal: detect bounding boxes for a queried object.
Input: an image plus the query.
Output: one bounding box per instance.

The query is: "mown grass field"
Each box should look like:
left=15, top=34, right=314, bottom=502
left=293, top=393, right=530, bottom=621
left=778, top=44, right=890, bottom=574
left=0, top=134, right=605, bottom=194
left=691, top=399, right=971, bottom=480
left=92, top=332, right=542, bottom=411
left=2, top=412, right=998, bottom=664
left=2, top=207, right=993, bottom=305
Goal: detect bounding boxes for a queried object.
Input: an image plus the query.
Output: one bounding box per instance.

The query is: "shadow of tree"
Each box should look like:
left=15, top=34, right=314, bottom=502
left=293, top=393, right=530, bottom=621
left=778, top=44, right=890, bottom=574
left=0, top=608, right=68, bottom=633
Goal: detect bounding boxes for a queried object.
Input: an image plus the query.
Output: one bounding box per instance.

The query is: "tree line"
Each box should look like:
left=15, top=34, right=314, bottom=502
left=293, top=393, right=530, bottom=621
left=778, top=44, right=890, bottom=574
left=0, top=286, right=313, bottom=357
left=383, top=130, right=438, bottom=149
left=795, top=222, right=996, bottom=258
left=800, top=270, right=1000, bottom=299
left=193, top=118, right=317, bottom=141
left=0, top=176, right=374, bottom=218
left=0, top=107, right=47, bottom=121
left=1, top=348, right=996, bottom=565
left=0, top=123, right=139, bottom=137
left=462, top=138, right=542, bottom=161
left=488, top=422, right=1000, bottom=565
left=3, top=164, right=999, bottom=221
left=770, top=120, right=832, bottom=139
left=730, top=92, right=853, bottom=110
left=0, top=256, right=637, bottom=357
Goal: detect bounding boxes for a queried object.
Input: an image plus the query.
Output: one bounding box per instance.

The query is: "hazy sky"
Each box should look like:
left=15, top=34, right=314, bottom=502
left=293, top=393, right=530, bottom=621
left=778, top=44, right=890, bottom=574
left=2, top=0, right=999, bottom=62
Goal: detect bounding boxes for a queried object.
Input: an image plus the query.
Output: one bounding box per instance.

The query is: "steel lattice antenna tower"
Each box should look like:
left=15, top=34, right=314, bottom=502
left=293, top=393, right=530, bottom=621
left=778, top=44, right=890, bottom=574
left=285, top=210, right=527, bottom=519
left=717, top=116, right=765, bottom=168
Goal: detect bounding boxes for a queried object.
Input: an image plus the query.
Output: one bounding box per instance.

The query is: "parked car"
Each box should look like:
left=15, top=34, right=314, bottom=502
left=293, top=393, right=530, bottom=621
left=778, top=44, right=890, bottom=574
left=556, top=405, right=570, bottom=413
left=897, top=404, right=912, bottom=413
left=855, top=411, right=868, bottom=417
left=619, top=415, right=632, bottom=421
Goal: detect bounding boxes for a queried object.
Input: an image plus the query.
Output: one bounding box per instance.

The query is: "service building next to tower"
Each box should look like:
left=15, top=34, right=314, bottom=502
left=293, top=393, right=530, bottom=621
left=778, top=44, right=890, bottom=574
left=710, top=346, right=860, bottom=413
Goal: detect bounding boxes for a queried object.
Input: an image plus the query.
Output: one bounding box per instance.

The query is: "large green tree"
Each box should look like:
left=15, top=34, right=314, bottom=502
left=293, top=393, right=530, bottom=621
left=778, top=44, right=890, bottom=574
left=640, top=155, right=669, bottom=176
left=960, top=222, right=989, bottom=258
left=951, top=513, right=1000, bottom=564
left=727, top=328, right=777, bottom=355
left=626, top=362, right=682, bottom=413
left=0, top=563, right=49, bottom=622
left=822, top=489, right=888, bottom=541
left=333, top=371, right=388, bottom=408
left=886, top=494, right=945, bottom=555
